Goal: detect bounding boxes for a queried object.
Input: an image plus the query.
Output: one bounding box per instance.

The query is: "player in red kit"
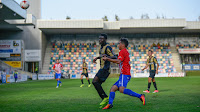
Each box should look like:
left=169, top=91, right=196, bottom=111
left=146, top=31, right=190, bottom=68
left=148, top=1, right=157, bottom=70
left=102, top=38, right=145, bottom=109
left=53, top=59, right=63, bottom=88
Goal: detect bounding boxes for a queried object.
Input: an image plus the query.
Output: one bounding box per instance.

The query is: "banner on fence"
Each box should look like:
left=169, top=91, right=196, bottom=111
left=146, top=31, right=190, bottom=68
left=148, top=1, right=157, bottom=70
left=38, top=74, right=54, bottom=80
left=183, top=64, right=200, bottom=71
left=32, top=74, right=37, bottom=80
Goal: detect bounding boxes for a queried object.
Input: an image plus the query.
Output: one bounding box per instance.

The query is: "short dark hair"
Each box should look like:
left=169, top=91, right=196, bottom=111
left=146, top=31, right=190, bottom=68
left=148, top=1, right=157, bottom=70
left=99, top=33, right=107, bottom=39
left=148, top=50, right=153, bottom=53
left=120, top=38, right=129, bottom=47
left=56, top=59, right=59, bottom=61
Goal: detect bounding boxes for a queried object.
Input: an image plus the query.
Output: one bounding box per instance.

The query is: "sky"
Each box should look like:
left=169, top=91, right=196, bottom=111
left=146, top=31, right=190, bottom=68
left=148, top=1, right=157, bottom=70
left=15, top=0, right=200, bottom=21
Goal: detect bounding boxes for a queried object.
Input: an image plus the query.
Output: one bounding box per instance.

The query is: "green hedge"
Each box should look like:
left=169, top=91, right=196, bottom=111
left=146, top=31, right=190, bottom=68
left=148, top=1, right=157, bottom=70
left=186, top=71, right=200, bottom=76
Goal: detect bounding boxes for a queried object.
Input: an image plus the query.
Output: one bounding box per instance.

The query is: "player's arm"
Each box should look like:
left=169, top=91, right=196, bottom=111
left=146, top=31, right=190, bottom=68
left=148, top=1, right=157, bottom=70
left=142, top=64, right=149, bottom=71
left=142, top=59, right=149, bottom=71
left=107, top=55, right=117, bottom=59
left=103, top=50, right=123, bottom=64
left=106, top=46, right=117, bottom=59
left=93, top=56, right=101, bottom=64
left=154, top=58, right=159, bottom=74
left=95, top=56, right=101, bottom=60
left=60, top=64, right=63, bottom=70
left=156, top=63, right=159, bottom=74
left=102, top=56, right=121, bottom=64
left=53, top=64, right=57, bottom=72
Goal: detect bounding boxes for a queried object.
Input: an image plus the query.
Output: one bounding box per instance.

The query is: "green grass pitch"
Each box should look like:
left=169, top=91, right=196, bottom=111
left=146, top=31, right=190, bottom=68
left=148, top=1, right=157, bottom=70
left=0, top=76, right=199, bottom=112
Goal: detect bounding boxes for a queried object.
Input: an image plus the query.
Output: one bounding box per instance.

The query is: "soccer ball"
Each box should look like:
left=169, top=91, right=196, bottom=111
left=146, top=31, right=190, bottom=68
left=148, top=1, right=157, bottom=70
left=20, top=0, right=30, bottom=9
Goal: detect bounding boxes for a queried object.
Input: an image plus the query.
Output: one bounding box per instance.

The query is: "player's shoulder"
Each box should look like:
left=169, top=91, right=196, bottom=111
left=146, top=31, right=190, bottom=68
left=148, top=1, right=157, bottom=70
left=106, top=44, right=112, bottom=49
left=121, top=48, right=128, bottom=53
left=120, top=49, right=129, bottom=56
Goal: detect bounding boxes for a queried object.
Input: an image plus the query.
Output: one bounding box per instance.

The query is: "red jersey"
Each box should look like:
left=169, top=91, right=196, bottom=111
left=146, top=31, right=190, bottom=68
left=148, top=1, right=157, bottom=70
left=118, top=48, right=131, bottom=75
left=53, top=63, right=63, bottom=73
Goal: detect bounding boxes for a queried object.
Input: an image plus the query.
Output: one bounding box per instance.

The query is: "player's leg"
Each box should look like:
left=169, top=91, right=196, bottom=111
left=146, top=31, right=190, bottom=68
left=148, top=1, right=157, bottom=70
left=92, top=76, right=108, bottom=99
left=121, top=86, right=140, bottom=96
left=152, top=78, right=158, bottom=93
left=59, top=73, right=62, bottom=86
left=121, top=86, right=144, bottom=102
left=56, top=78, right=60, bottom=88
left=92, top=69, right=109, bottom=99
left=86, top=76, right=91, bottom=87
left=59, top=80, right=62, bottom=86
left=119, top=75, right=141, bottom=98
left=102, top=85, right=118, bottom=110
left=86, top=77, right=90, bottom=84
left=148, top=77, right=152, bottom=90
left=55, top=73, right=59, bottom=88
left=119, top=75, right=145, bottom=105
left=92, top=75, right=109, bottom=107
left=80, top=75, right=84, bottom=87
left=143, top=75, right=152, bottom=93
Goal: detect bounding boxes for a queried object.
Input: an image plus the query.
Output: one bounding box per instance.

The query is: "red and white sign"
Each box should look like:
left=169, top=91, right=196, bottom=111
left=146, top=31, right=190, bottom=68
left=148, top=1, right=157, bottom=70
left=0, top=40, right=21, bottom=53
left=178, top=48, right=200, bottom=54
left=0, top=45, right=11, bottom=49
left=168, top=73, right=185, bottom=77
left=133, top=73, right=185, bottom=78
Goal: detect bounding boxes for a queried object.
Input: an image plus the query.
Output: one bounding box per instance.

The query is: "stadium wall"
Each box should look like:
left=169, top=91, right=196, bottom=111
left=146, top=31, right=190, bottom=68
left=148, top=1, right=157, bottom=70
left=0, top=0, right=42, bottom=72
left=41, top=32, right=48, bottom=72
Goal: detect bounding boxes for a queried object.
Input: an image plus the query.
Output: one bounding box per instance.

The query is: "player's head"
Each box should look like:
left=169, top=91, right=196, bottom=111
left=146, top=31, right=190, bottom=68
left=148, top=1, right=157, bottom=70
left=82, top=58, right=85, bottom=62
left=148, top=50, right=153, bottom=56
left=56, top=59, right=59, bottom=63
left=118, top=38, right=129, bottom=50
left=99, top=33, right=107, bottom=45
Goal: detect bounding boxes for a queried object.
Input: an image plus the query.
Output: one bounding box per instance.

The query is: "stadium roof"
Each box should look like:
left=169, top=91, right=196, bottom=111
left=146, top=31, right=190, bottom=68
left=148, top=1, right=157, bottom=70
left=0, top=0, right=26, bottom=30
left=38, top=19, right=200, bottom=34
left=0, top=0, right=36, bottom=31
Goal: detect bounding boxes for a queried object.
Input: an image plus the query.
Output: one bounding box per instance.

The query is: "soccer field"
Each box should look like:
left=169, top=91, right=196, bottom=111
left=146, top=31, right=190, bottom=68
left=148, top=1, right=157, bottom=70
left=0, top=76, right=199, bottom=112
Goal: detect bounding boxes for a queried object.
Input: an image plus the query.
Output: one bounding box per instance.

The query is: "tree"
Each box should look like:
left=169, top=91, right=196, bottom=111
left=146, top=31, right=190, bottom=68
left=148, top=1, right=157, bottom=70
left=156, top=14, right=160, bottom=19
left=102, top=16, right=108, bottom=21
left=145, top=14, right=149, bottom=19
left=130, top=16, right=134, bottom=19
left=66, top=16, right=71, bottom=20
left=162, top=14, right=165, bottom=19
left=141, top=14, right=144, bottom=19
left=198, top=16, right=200, bottom=21
left=141, top=14, right=149, bottom=19
left=115, top=14, right=120, bottom=21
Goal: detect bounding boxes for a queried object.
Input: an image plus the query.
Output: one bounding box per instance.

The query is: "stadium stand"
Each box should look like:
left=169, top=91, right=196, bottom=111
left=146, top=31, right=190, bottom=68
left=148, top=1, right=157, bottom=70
left=175, top=37, right=200, bottom=49
left=48, top=41, right=97, bottom=75
left=48, top=41, right=177, bottom=75
left=176, top=43, right=200, bottom=49
left=109, top=43, right=176, bottom=74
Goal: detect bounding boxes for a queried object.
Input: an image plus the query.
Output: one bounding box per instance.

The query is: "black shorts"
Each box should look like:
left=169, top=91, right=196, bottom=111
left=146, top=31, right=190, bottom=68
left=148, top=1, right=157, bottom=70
left=81, top=73, right=88, bottom=77
left=149, top=70, right=156, bottom=78
left=95, top=69, right=110, bottom=83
